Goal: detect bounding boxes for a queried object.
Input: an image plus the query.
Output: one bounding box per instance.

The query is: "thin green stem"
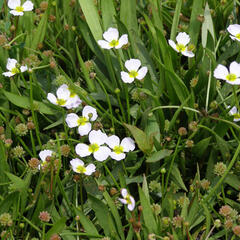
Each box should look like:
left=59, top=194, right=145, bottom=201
left=79, top=175, right=84, bottom=212
left=116, top=92, right=127, bottom=123
left=205, top=61, right=212, bottom=112
left=232, top=85, right=240, bottom=111
left=103, top=162, right=120, bottom=190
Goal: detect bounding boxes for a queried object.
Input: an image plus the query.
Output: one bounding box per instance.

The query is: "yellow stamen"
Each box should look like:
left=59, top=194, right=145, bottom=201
left=233, top=113, right=240, bottom=119
left=109, top=39, right=119, bottom=47
left=125, top=195, right=132, bottom=204
left=129, top=70, right=138, bottom=78
left=77, top=117, right=88, bottom=126
left=88, top=143, right=99, bottom=153
left=236, top=33, right=240, bottom=40
left=226, top=73, right=237, bottom=82
left=76, top=165, right=86, bottom=174
left=113, top=145, right=124, bottom=154
left=56, top=99, right=67, bottom=106
left=15, top=6, right=24, bottom=12
left=11, top=67, right=20, bottom=75
left=176, top=43, right=186, bottom=52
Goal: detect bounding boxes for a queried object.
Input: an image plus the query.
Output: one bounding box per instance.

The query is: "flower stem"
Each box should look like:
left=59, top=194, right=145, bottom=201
left=232, top=85, right=240, bottom=112
left=103, top=162, right=120, bottom=190
left=79, top=175, right=84, bottom=212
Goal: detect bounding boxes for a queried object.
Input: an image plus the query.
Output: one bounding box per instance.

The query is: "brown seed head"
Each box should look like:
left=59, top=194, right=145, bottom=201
left=50, top=234, right=61, bottom=240
left=39, top=211, right=51, bottom=222
left=178, top=127, right=187, bottom=136
left=28, top=158, right=40, bottom=170
left=40, top=1, right=48, bottom=11
left=219, top=205, right=232, bottom=217
left=233, top=225, right=240, bottom=237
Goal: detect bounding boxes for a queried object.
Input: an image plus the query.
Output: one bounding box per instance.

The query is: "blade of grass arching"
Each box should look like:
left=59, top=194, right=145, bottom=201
left=101, top=0, right=116, bottom=30
left=170, top=0, right=182, bottom=40
left=120, top=0, right=138, bottom=34
left=201, top=2, right=216, bottom=48
left=75, top=42, right=95, bottom=92
left=45, top=217, right=67, bottom=240
left=103, top=191, right=125, bottom=240
left=78, top=0, right=103, bottom=42
left=188, top=0, right=204, bottom=47
left=138, top=187, right=158, bottom=234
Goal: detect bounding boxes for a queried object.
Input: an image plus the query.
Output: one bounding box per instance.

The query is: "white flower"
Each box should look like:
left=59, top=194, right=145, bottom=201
left=98, top=27, right=128, bottom=49
left=214, top=61, right=240, bottom=85
left=8, top=0, right=34, bottom=16
left=38, top=149, right=53, bottom=169
left=47, top=84, right=71, bottom=107
left=168, top=32, right=194, bottom=58
left=106, top=135, right=135, bottom=161
left=75, top=130, right=111, bottom=162
left=2, top=58, right=28, bottom=77
left=228, top=106, right=240, bottom=122
left=70, top=158, right=96, bottom=175
left=121, top=59, right=148, bottom=83
left=119, top=188, right=135, bottom=211
left=227, top=24, right=240, bottom=42
left=64, top=86, right=82, bottom=109
left=66, top=105, right=98, bottom=136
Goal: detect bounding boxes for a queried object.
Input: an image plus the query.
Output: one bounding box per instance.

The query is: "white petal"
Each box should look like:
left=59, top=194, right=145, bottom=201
left=229, top=106, right=238, bottom=115
left=8, top=0, right=20, bottom=9
left=226, top=78, right=240, bottom=85
left=121, top=188, right=128, bottom=198
left=70, top=158, right=84, bottom=168
left=106, top=135, right=120, bottom=149
left=230, top=35, right=240, bottom=42
left=89, top=130, right=106, bottom=145
left=47, top=93, right=57, bottom=105
left=227, top=24, right=240, bottom=36
left=168, top=39, right=179, bottom=52
left=85, top=164, right=96, bottom=175
left=20, top=65, right=28, bottom=72
left=75, top=143, right=91, bottom=157
left=66, top=113, right=79, bottom=128
left=39, top=150, right=53, bottom=161
left=78, top=123, right=92, bottom=136
left=233, top=117, right=240, bottom=122
left=116, top=34, right=128, bottom=49
left=128, top=196, right=135, bottom=211
left=229, top=61, right=240, bottom=77
left=176, top=32, right=190, bottom=46
left=97, top=40, right=112, bottom=49
left=125, top=59, right=141, bottom=72
left=121, top=71, right=134, bottom=83
left=181, top=50, right=195, bottom=58
left=6, top=58, right=17, bottom=71
left=65, top=97, right=82, bottom=109
left=119, top=198, right=127, bottom=205
left=10, top=10, right=24, bottom=15
left=93, top=146, right=110, bottom=161
left=213, top=64, right=229, bottom=80
left=56, top=84, right=70, bottom=100
left=110, top=151, right=126, bottom=161
left=103, top=27, right=119, bottom=42
left=2, top=71, right=15, bottom=77
left=82, top=105, right=98, bottom=121
left=136, top=66, right=148, bottom=80
left=22, top=1, right=33, bottom=11
left=121, top=137, right=135, bottom=152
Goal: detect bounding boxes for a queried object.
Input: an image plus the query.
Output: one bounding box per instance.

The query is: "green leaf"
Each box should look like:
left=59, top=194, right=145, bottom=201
left=3, top=90, right=57, bottom=115
left=224, top=174, right=240, bottom=191
left=78, top=0, right=103, bottom=42
left=46, top=217, right=67, bottom=240
left=146, top=149, right=173, bottom=163
left=138, top=187, right=158, bottom=234
left=170, top=0, right=182, bottom=40
left=88, top=194, right=112, bottom=237
left=170, top=164, right=187, bottom=191
left=124, top=123, right=153, bottom=154
left=101, top=0, right=116, bottom=30
left=192, top=137, right=212, bottom=158
left=5, top=172, right=25, bottom=192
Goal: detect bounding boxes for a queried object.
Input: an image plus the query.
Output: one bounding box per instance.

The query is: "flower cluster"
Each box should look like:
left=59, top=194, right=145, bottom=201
left=2, top=58, right=28, bottom=77
left=47, top=84, right=82, bottom=109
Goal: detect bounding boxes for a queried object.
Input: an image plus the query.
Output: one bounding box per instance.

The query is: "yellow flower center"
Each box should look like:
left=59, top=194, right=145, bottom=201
left=226, top=73, right=237, bottom=81
left=233, top=113, right=240, bottom=119
left=76, top=165, right=86, bottom=174
left=88, top=143, right=99, bottom=153
left=176, top=43, right=186, bottom=52
left=109, top=39, right=119, bottom=47
left=56, top=99, right=67, bottom=106
left=16, top=6, right=24, bottom=12
left=113, top=145, right=124, bottom=154
left=129, top=70, right=138, bottom=78
left=125, top=194, right=132, bottom=204
left=77, top=117, right=88, bottom=126
left=236, top=33, right=240, bottom=40
left=11, top=67, right=20, bottom=75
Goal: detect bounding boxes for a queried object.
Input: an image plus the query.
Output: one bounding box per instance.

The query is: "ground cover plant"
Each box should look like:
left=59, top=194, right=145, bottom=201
left=1, top=0, right=240, bottom=239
